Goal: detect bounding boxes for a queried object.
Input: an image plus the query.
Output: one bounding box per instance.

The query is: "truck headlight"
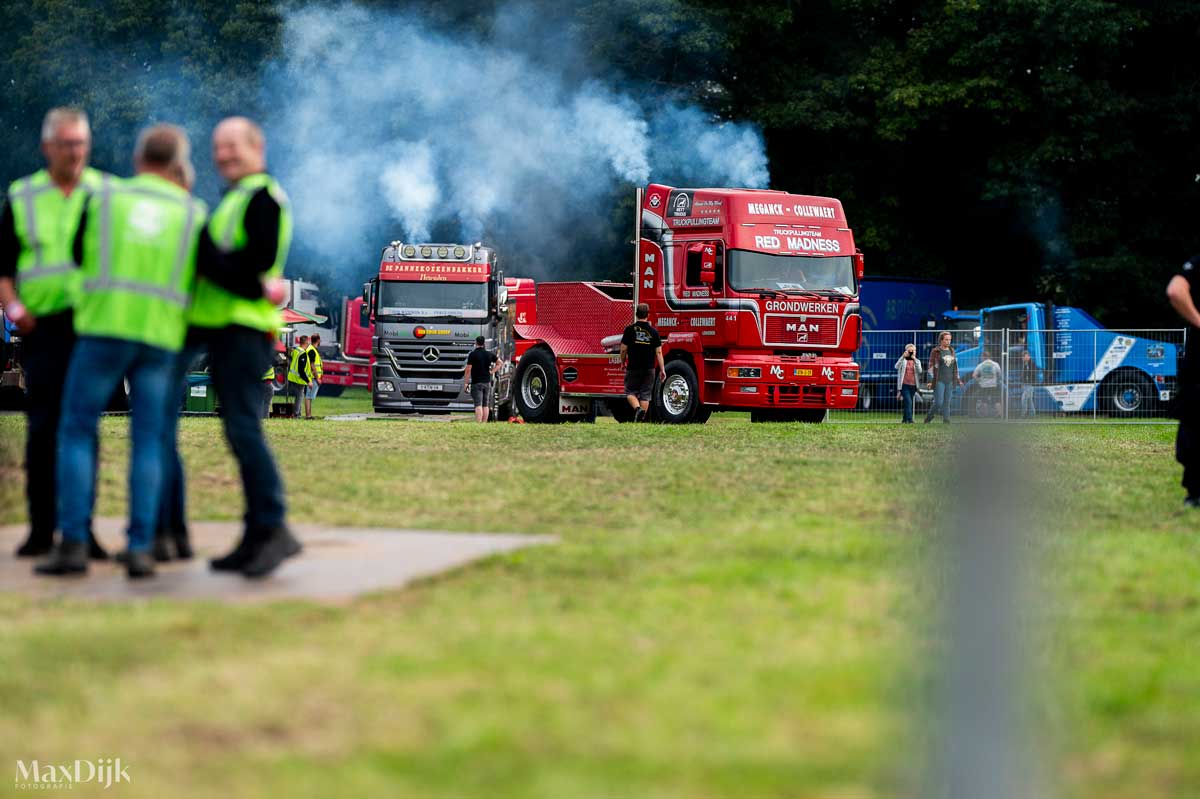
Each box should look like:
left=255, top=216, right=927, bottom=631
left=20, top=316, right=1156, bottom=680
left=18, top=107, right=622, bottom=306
left=841, top=369, right=859, bottom=381
left=437, top=246, right=449, bottom=258
left=376, top=381, right=395, bottom=392
left=420, top=246, right=432, bottom=258
left=402, top=245, right=416, bottom=258
left=727, top=367, right=762, bottom=378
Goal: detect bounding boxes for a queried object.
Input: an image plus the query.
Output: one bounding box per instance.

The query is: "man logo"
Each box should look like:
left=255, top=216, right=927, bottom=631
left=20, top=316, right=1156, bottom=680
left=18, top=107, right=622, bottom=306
left=421, top=346, right=440, bottom=362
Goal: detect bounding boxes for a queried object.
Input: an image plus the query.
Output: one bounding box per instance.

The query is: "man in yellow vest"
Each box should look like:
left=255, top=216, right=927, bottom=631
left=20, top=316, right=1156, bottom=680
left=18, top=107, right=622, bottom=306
left=179, top=116, right=301, bottom=577
left=36, top=125, right=207, bottom=578
left=304, top=332, right=324, bottom=419
left=0, top=107, right=110, bottom=560
left=287, top=333, right=313, bottom=418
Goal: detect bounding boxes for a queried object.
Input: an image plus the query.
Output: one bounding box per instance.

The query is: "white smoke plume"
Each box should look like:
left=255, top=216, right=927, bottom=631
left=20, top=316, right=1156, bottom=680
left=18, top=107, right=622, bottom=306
left=265, top=3, right=769, bottom=282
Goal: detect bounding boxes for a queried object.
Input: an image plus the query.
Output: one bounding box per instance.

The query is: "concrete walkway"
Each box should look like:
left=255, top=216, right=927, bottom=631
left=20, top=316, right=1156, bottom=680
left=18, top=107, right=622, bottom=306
left=0, top=519, right=553, bottom=605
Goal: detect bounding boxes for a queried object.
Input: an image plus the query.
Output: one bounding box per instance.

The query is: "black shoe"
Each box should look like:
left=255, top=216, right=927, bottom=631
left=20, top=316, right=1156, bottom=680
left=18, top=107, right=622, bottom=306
left=634, top=408, right=646, bottom=422
left=15, top=534, right=54, bottom=558
left=34, top=540, right=88, bottom=576
left=126, top=550, right=156, bottom=579
left=87, top=531, right=109, bottom=561
left=241, top=526, right=303, bottom=579
left=923, top=416, right=933, bottom=424
left=1185, top=496, right=1200, bottom=509
left=152, top=534, right=175, bottom=563
left=209, top=534, right=256, bottom=572
left=172, top=528, right=194, bottom=560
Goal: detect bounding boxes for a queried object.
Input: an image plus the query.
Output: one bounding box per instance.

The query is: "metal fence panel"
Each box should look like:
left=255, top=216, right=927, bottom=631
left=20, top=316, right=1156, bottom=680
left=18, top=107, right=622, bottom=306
left=842, top=327, right=1184, bottom=423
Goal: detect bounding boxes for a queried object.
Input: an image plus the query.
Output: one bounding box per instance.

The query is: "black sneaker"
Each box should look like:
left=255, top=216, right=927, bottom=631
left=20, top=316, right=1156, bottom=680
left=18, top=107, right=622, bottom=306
left=34, top=540, right=88, bottom=576
left=15, top=533, right=54, bottom=558
left=172, top=527, right=194, bottom=560
left=634, top=408, right=646, bottom=422
left=126, top=550, right=156, bottom=579
left=241, top=526, right=303, bottom=579
left=152, top=533, right=176, bottom=563
left=209, top=534, right=256, bottom=572
left=1185, top=496, right=1200, bottom=509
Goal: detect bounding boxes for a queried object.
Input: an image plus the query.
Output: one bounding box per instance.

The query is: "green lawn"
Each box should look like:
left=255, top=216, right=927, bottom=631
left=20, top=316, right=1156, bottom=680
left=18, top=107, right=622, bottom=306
left=0, top=391, right=1197, bottom=798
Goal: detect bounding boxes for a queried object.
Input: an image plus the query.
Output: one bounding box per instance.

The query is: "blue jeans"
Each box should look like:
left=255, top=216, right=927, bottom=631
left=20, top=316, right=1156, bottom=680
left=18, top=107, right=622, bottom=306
left=900, top=384, right=917, bottom=422
left=57, top=336, right=175, bottom=551
left=158, top=343, right=205, bottom=536
left=925, top=381, right=953, bottom=422
left=1020, top=385, right=1036, bottom=417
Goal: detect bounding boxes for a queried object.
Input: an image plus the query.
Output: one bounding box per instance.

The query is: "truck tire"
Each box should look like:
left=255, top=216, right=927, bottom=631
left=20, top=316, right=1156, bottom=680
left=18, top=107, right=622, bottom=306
left=653, top=360, right=702, bottom=423
left=320, top=384, right=345, bottom=398
left=606, top=399, right=638, bottom=423
left=1101, top=371, right=1156, bottom=417
left=514, top=348, right=561, bottom=423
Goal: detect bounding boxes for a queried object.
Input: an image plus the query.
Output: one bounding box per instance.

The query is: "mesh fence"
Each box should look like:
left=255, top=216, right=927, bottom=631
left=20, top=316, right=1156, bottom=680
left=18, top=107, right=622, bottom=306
left=840, top=328, right=1185, bottom=423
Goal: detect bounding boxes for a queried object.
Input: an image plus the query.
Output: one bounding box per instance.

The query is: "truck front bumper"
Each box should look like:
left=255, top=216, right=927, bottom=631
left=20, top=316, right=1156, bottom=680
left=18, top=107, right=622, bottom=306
left=714, top=356, right=859, bottom=410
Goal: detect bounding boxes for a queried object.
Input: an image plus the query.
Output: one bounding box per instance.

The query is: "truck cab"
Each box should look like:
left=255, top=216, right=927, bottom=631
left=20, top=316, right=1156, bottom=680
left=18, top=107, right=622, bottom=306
left=952, top=302, right=1177, bottom=416
left=510, top=184, right=864, bottom=423
left=364, top=242, right=515, bottom=415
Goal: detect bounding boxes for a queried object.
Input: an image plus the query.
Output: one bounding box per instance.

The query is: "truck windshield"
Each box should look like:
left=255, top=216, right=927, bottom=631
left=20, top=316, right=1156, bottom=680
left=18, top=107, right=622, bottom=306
left=728, top=251, right=856, bottom=295
left=377, top=281, right=488, bottom=319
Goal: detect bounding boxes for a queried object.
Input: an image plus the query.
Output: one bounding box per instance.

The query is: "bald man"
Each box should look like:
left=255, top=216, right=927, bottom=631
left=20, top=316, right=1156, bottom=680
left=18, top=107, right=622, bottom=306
left=173, top=116, right=299, bottom=578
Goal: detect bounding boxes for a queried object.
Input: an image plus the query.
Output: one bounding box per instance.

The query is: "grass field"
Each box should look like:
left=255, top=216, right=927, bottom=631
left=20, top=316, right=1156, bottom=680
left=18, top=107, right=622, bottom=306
left=1, top=387, right=1198, bottom=798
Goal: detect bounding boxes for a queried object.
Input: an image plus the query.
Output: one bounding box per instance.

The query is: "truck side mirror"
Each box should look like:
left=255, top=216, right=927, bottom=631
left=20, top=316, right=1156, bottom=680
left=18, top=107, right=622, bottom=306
left=853, top=251, right=865, bottom=280
left=359, top=301, right=369, bottom=328
left=362, top=283, right=370, bottom=304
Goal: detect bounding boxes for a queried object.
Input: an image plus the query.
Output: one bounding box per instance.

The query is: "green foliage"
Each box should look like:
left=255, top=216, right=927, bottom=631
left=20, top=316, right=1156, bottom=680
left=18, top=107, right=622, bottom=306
left=1, top=0, right=1196, bottom=324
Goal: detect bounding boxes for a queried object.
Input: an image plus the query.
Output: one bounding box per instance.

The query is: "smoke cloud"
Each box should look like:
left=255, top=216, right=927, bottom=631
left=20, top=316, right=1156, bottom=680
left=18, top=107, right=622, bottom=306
left=264, top=3, right=770, bottom=285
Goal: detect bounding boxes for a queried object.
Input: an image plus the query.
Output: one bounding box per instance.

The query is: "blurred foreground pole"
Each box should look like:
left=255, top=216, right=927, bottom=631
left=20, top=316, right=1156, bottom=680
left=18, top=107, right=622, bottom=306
left=926, top=428, right=1048, bottom=799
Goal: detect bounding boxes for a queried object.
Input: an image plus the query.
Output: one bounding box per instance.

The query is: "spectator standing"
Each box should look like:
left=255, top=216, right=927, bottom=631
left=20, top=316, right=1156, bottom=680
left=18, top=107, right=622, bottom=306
left=303, top=332, right=322, bottom=419
left=895, top=342, right=921, bottom=423
left=37, top=125, right=206, bottom=578
left=462, top=335, right=500, bottom=422
left=1014, top=349, right=1041, bottom=418
left=1166, top=255, right=1200, bottom=506
left=287, top=333, right=312, bottom=418
left=0, top=107, right=110, bottom=560
left=973, top=350, right=1005, bottom=418
left=620, top=303, right=665, bottom=422
left=923, top=332, right=962, bottom=424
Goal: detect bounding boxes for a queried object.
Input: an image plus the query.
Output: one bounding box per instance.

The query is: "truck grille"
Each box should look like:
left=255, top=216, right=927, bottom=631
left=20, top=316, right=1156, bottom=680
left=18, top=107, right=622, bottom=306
left=763, top=314, right=838, bottom=347
left=383, top=340, right=473, bottom=379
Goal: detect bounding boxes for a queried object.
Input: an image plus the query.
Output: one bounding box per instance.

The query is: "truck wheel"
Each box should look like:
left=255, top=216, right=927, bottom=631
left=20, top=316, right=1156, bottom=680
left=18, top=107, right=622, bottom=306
left=514, top=348, right=561, bottom=423
left=1102, top=371, right=1156, bottom=417
left=321, top=384, right=345, bottom=398
left=606, top=399, right=638, bottom=423
left=857, top=386, right=873, bottom=410
left=653, top=360, right=701, bottom=423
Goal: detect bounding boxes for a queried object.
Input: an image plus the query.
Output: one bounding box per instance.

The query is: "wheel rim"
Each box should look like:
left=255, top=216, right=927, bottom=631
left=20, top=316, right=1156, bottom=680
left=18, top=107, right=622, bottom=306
left=1114, top=385, right=1142, bottom=413
left=662, top=374, right=691, bottom=416
left=522, top=365, right=547, bottom=409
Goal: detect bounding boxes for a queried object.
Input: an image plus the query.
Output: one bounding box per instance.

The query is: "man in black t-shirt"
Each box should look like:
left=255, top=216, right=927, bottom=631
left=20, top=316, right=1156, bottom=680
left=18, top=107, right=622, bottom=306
left=620, top=303, right=665, bottom=422
left=1166, top=253, right=1200, bottom=506
left=463, top=335, right=500, bottom=422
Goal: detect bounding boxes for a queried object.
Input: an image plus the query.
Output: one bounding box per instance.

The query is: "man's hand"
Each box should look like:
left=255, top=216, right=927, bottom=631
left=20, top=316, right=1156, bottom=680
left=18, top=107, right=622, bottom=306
left=4, top=300, right=35, bottom=335
left=262, top=277, right=287, bottom=306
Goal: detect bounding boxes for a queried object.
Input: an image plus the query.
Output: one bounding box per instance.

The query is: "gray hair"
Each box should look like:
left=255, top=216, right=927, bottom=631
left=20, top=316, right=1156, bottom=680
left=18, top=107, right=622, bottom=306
left=134, top=124, right=190, bottom=170
left=41, top=107, right=90, bottom=142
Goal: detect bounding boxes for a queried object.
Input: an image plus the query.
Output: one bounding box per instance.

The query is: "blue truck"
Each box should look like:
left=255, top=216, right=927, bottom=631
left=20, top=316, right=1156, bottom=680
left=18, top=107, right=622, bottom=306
left=949, top=303, right=1178, bottom=417
left=855, top=277, right=952, bottom=409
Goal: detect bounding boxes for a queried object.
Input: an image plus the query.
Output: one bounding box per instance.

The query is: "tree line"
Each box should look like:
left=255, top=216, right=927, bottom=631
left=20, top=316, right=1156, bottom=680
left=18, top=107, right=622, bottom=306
left=2, top=0, right=1196, bottom=326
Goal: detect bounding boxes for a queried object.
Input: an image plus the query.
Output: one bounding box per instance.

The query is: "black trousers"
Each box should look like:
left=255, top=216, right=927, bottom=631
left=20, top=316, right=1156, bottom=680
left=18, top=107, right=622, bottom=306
left=1177, top=419, right=1200, bottom=498
left=207, top=326, right=287, bottom=533
left=20, top=311, right=75, bottom=542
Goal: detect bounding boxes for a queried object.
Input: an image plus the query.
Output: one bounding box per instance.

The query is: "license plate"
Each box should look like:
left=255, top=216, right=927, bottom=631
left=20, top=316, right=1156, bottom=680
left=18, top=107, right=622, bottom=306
left=416, top=384, right=443, bottom=391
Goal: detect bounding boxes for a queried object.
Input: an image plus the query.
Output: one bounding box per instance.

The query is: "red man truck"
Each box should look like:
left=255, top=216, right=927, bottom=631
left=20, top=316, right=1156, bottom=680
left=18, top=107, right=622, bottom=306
left=510, top=184, right=863, bottom=423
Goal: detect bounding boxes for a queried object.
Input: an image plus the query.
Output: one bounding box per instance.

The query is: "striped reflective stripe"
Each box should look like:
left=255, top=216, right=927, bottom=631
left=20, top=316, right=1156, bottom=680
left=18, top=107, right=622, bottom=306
left=18, top=178, right=45, bottom=269
left=218, top=187, right=255, bottom=251
left=18, top=262, right=76, bottom=279
left=86, top=176, right=195, bottom=308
